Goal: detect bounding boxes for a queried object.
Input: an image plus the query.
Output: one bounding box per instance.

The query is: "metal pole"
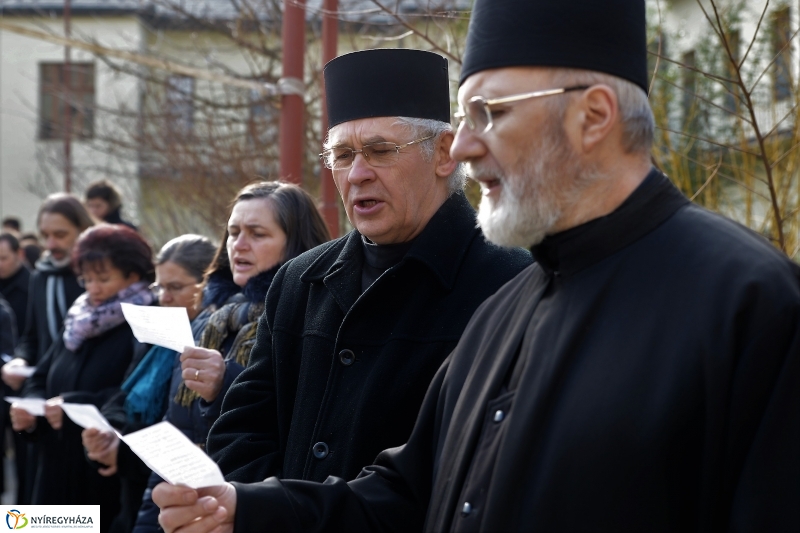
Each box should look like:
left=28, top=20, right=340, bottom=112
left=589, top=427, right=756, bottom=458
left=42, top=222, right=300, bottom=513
left=279, top=0, right=306, bottom=184
left=63, top=0, right=71, bottom=193
left=319, top=0, right=339, bottom=237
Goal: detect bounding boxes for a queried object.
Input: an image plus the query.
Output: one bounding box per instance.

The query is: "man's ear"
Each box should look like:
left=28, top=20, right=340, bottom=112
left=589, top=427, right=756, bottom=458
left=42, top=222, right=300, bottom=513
left=575, top=84, right=618, bottom=153
left=434, top=131, right=458, bottom=178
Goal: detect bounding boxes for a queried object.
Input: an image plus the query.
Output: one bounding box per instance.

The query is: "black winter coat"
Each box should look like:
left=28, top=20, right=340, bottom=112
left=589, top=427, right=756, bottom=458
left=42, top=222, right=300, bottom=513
left=0, top=297, right=16, bottom=355
left=0, top=265, right=30, bottom=338
left=230, top=171, right=800, bottom=533
left=22, top=321, right=149, bottom=533
left=16, top=258, right=83, bottom=364
left=207, top=192, right=532, bottom=484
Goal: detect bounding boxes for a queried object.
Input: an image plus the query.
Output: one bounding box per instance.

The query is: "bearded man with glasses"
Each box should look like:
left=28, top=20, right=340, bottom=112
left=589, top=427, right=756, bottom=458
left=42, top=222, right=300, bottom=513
left=156, top=1, right=799, bottom=532
left=156, top=46, right=530, bottom=524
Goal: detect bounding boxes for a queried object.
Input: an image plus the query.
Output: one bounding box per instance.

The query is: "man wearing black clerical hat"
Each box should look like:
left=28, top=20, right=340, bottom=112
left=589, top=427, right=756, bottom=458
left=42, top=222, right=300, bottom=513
left=155, top=2, right=799, bottom=531
left=152, top=47, right=530, bottom=532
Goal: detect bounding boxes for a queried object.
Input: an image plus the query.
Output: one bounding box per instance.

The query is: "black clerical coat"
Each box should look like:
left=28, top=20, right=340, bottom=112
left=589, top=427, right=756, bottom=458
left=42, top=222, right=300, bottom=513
left=207, top=192, right=532, bottom=486
left=231, top=170, right=800, bottom=532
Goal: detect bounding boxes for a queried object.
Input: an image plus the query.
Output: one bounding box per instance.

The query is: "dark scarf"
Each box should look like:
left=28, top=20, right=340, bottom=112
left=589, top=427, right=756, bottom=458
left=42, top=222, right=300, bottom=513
left=202, top=269, right=241, bottom=310
left=175, top=267, right=278, bottom=407
left=36, top=254, right=75, bottom=343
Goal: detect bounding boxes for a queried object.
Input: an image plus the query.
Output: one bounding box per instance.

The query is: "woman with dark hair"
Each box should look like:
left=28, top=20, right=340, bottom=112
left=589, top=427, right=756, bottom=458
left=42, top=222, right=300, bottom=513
left=84, top=179, right=137, bottom=230
left=132, top=180, right=330, bottom=533
left=10, top=224, right=156, bottom=532
left=81, top=234, right=217, bottom=533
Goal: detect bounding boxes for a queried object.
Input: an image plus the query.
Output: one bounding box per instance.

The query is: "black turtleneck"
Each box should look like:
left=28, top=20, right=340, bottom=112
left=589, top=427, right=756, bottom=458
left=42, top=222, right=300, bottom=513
left=360, top=235, right=415, bottom=292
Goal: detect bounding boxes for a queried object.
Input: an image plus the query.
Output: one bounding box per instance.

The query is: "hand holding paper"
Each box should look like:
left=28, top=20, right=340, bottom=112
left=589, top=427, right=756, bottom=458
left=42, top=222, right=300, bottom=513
left=121, top=303, right=196, bottom=352
left=3, top=365, right=35, bottom=378
left=44, top=396, right=64, bottom=430
left=5, top=396, right=45, bottom=416
left=153, top=482, right=235, bottom=533
left=121, top=421, right=225, bottom=489
left=2, top=359, right=34, bottom=390
left=82, top=427, right=120, bottom=477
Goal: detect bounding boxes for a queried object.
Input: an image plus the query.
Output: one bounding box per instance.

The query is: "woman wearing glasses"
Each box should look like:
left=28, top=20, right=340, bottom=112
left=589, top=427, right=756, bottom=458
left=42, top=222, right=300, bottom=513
left=81, top=234, right=216, bottom=533
left=10, top=224, right=156, bottom=532
left=130, top=181, right=330, bottom=533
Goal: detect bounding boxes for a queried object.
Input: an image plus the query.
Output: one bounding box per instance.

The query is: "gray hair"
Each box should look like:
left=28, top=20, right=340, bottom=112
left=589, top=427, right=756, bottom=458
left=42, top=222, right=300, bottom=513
left=157, top=234, right=216, bottom=282
left=392, top=117, right=467, bottom=194
left=549, top=69, right=654, bottom=155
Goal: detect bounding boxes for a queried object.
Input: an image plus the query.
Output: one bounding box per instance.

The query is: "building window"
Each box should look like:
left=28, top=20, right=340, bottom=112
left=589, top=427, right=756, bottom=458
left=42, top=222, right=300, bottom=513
left=39, top=62, right=95, bottom=140
left=165, top=75, right=195, bottom=135
left=772, top=6, right=792, bottom=102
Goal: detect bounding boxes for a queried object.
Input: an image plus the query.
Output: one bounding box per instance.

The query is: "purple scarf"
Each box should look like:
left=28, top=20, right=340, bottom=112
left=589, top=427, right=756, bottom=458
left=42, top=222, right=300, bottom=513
left=62, top=281, right=155, bottom=352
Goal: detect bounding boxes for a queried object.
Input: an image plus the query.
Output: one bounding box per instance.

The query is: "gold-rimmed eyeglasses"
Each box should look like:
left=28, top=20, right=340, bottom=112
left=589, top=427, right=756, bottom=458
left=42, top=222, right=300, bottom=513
left=454, top=85, right=590, bottom=134
left=319, top=133, right=436, bottom=171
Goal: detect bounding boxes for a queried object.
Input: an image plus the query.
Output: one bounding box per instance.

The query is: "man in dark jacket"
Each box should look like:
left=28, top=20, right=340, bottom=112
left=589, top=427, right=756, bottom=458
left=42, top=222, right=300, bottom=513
left=0, top=233, right=30, bottom=336
left=0, top=232, right=29, bottom=503
left=2, top=193, right=93, bottom=504
left=156, top=2, right=799, bottom=532
left=199, top=49, right=530, bottom=487
left=4, top=194, right=93, bottom=373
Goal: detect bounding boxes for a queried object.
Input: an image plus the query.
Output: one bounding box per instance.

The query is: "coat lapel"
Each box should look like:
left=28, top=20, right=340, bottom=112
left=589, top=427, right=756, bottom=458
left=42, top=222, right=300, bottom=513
left=320, top=233, right=364, bottom=314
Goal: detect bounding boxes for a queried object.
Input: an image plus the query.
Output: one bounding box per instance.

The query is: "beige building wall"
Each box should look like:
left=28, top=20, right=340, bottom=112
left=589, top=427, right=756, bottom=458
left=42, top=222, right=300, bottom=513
left=0, top=15, right=144, bottom=232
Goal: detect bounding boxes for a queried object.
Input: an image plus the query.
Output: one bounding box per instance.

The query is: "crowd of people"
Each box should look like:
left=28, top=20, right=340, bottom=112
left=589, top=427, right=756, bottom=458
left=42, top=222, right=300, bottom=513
left=0, top=179, right=332, bottom=532
left=0, top=0, right=797, bottom=531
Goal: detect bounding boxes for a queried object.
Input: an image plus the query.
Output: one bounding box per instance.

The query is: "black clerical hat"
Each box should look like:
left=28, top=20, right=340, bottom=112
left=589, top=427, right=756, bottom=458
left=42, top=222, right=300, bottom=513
left=460, top=0, right=648, bottom=93
left=324, top=49, right=451, bottom=128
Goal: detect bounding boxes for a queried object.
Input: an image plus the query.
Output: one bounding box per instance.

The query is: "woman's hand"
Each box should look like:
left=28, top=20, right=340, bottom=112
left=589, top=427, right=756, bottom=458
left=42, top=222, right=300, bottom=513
left=180, top=347, right=226, bottom=403
left=44, top=396, right=64, bottom=430
left=2, top=358, right=30, bottom=391
left=9, top=404, right=36, bottom=432
left=82, top=428, right=119, bottom=476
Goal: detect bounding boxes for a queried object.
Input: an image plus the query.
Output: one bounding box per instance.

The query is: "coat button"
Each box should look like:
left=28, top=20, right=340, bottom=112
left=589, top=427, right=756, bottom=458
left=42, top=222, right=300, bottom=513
left=493, top=409, right=505, bottom=423
left=462, top=502, right=472, bottom=516
left=312, top=442, right=329, bottom=459
left=338, top=349, right=355, bottom=366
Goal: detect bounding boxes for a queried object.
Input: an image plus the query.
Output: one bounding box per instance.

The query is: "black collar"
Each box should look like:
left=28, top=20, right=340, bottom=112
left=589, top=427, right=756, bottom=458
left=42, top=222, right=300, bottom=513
left=301, top=192, right=481, bottom=312
left=361, top=235, right=415, bottom=271
left=531, top=168, right=689, bottom=278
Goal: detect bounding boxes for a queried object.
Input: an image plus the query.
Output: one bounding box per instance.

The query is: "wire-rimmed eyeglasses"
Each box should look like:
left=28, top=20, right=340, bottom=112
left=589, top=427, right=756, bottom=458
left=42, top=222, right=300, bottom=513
left=149, top=282, right=197, bottom=296
left=319, top=133, right=436, bottom=171
left=454, top=85, right=590, bottom=134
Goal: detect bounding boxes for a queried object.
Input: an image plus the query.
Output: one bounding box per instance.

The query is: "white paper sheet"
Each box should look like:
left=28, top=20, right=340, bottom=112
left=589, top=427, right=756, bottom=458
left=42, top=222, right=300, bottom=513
left=5, top=396, right=45, bottom=416
left=3, top=366, right=36, bottom=377
left=120, top=303, right=196, bottom=352
left=61, top=403, right=116, bottom=431
left=121, top=421, right=224, bottom=489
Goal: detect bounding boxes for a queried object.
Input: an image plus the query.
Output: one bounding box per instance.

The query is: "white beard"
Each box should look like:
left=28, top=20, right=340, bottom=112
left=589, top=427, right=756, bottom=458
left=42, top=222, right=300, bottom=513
left=475, top=119, right=585, bottom=248
left=476, top=166, right=560, bottom=248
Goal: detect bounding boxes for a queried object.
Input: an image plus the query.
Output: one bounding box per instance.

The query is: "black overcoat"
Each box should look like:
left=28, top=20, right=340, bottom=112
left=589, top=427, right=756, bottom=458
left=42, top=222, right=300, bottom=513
left=0, top=265, right=30, bottom=337
left=17, top=259, right=83, bottom=364
left=207, top=192, right=532, bottom=484
left=22, top=321, right=148, bottom=532
left=230, top=171, right=800, bottom=532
